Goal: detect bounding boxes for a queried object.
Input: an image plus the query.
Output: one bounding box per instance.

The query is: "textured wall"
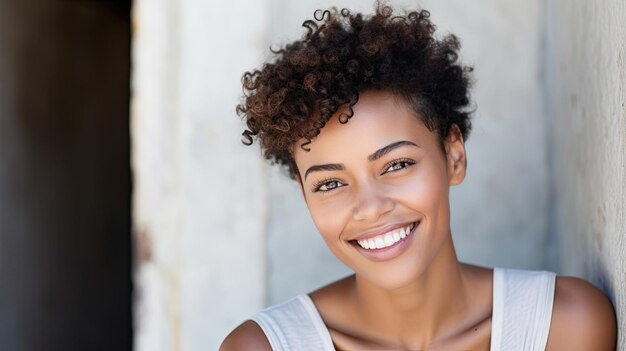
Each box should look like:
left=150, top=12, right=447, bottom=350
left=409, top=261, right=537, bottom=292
left=546, top=0, right=626, bottom=348
left=131, top=1, right=269, bottom=350
left=266, top=0, right=549, bottom=305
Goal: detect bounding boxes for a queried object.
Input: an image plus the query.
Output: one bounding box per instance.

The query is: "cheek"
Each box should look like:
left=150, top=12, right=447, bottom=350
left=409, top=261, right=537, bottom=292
left=394, top=162, right=450, bottom=218
left=307, top=197, right=351, bottom=243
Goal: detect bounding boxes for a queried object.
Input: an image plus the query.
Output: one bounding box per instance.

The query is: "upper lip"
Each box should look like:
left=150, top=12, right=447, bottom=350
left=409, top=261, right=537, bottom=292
left=348, top=221, right=417, bottom=242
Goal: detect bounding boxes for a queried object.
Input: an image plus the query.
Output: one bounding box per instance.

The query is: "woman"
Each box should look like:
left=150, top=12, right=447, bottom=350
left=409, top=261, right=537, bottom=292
left=221, top=4, right=616, bottom=350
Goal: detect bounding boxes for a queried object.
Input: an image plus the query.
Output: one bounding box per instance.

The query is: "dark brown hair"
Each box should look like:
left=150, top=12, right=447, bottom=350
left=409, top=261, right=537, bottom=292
left=237, top=2, right=474, bottom=178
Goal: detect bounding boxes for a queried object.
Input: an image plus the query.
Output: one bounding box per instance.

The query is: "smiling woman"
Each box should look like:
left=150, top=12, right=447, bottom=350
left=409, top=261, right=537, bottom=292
left=221, top=3, right=617, bottom=351
left=293, top=91, right=465, bottom=292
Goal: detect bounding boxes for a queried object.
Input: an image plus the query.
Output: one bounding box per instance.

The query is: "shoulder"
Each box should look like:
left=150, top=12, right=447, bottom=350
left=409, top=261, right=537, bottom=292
left=219, top=320, right=271, bottom=351
left=546, top=276, right=617, bottom=351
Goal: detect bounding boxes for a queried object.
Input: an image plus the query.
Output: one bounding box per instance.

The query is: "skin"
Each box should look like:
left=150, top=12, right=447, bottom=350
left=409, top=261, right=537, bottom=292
left=221, top=90, right=617, bottom=350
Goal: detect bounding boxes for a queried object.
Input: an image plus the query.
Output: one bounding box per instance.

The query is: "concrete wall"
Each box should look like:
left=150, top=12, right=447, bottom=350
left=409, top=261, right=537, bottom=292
left=133, top=1, right=552, bottom=349
left=131, top=1, right=269, bottom=350
left=546, top=0, right=626, bottom=348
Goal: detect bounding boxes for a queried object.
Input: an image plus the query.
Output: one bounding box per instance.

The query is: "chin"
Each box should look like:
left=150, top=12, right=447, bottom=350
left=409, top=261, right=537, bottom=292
left=355, top=261, right=430, bottom=291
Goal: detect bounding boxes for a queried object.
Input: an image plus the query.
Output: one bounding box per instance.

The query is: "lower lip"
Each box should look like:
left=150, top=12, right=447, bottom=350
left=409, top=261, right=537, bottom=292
left=350, top=222, right=418, bottom=262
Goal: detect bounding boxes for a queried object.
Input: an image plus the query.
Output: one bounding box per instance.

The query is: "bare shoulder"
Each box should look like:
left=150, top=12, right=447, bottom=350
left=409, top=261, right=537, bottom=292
left=546, top=276, right=617, bottom=351
left=219, top=320, right=271, bottom=351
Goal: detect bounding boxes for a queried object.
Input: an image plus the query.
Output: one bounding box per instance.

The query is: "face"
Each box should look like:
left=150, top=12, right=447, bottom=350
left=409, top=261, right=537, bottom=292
left=293, top=90, right=467, bottom=290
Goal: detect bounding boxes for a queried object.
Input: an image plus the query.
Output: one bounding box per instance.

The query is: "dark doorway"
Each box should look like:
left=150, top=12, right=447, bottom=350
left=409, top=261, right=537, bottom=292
left=0, top=1, right=132, bottom=350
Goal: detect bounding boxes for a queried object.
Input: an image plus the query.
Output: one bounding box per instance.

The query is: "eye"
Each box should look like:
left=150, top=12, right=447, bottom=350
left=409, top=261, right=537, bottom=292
left=312, top=178, right=345, bottom=193
left=382, top=158, right=415, bottom=174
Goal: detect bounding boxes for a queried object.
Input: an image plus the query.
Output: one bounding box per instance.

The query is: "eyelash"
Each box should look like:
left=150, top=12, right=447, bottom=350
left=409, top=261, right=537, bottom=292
left=381, top=158, right=415, bottom=175
left=311, top=158, right=416, bottom=193
left=312, top=177, right=344, bottom=193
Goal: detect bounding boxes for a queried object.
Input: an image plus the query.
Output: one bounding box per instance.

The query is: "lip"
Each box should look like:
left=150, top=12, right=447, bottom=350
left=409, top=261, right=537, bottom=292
left=349, top=221, right=419, bottom=262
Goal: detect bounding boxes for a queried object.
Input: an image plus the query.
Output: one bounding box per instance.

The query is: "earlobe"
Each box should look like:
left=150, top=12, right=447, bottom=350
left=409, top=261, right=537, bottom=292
left=445, top=125, right=467, bottom=186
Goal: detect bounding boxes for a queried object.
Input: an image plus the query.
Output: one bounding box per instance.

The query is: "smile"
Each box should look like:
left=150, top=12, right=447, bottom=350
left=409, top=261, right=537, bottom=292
left=354, top=222, right=417, bottom=250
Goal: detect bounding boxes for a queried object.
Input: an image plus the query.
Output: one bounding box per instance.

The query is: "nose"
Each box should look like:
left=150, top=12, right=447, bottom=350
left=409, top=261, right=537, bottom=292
left=352, top=181, right=395, bottom=222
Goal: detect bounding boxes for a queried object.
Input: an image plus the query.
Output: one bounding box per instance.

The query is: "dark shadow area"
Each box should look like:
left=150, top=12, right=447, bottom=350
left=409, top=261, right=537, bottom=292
left=0, top=1, right=132, bottom=350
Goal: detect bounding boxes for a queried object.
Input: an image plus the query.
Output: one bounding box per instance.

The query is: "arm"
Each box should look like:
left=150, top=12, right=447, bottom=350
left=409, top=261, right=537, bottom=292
left=546, top=276, right=617, bottom=350
left=220, top=320, right=272, bottom=351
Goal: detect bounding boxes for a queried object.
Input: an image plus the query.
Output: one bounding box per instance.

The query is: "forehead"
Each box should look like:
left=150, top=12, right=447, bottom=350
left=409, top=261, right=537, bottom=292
left=293, top=91, right=437, bottom=167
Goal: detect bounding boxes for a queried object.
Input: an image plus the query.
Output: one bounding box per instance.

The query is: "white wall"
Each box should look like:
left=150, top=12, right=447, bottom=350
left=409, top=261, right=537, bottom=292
left=546, top=0, right=626, bottom=348
left=132, top=1, right=550, bottom=349
left=131, top=1, right=270, bottom=350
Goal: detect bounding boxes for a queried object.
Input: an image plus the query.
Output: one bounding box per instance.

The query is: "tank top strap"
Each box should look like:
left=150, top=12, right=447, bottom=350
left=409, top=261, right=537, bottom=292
left=250, top=294, right=335, bottom=350
left=490, top=267, right=557, bottom=351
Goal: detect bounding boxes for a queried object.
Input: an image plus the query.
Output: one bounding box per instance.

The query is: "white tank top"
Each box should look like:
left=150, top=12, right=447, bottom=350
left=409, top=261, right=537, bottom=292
left=251, top=267, right=557, bottom=351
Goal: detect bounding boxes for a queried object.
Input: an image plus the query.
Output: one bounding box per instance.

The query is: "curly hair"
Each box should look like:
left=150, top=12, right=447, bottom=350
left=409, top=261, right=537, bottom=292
left=237, top=2, right=474, bottom=178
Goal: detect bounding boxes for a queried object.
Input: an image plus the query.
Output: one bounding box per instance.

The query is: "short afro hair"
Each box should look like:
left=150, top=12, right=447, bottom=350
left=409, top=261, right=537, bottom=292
left=237, top=2, right=474, bottom=178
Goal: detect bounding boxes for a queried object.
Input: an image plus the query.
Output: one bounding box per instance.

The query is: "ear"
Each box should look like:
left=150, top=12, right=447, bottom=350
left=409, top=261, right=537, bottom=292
left=445, top=124, right=467, bottom=186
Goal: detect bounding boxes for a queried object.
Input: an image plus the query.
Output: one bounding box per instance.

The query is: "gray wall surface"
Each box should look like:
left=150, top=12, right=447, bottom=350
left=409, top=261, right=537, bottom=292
left=131, top=1, right=269, bottom=350
left=546, top=0, right=626, bottom=348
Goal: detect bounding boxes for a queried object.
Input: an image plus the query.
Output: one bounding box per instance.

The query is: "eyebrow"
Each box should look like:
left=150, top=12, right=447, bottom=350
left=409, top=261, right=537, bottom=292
left=367, top=140, right=418, bottom=162
left=303, top=140, right=419, bottom=180
left=304, top=163, right=345, bottom=180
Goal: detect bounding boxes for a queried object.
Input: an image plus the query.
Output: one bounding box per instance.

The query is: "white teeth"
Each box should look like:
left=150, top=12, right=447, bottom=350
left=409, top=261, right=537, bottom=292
left=359, top=239, right=370, bottom=249
left=375, top=237, right=385, bottom=249
left=355, top=222, right=417, bottom=250
left=368, top=239, right=376, bottom=248
left=384, top=234, right=394, bottom=246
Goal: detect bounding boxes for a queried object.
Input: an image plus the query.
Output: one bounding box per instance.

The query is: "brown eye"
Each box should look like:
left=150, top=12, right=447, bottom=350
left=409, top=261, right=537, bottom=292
left=312, top=179, right=346, bottom=192
left=383, top=159, right=415, bottom=174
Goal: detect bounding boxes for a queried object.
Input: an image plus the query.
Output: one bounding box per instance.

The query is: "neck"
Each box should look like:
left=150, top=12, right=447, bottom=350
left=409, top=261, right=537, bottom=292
left=351, top=234, right=472, bottom=349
